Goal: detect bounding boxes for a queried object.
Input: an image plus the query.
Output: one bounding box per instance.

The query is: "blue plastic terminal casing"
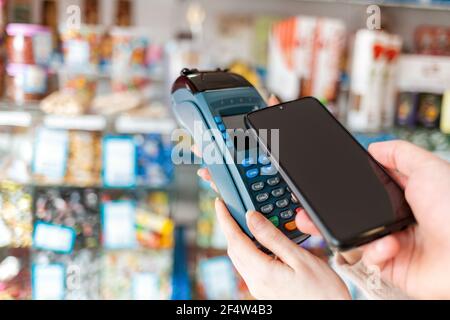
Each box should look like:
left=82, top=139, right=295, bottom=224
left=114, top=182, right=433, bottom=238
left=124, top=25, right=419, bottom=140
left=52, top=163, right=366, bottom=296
left=171, top=69, right=309, bottom=246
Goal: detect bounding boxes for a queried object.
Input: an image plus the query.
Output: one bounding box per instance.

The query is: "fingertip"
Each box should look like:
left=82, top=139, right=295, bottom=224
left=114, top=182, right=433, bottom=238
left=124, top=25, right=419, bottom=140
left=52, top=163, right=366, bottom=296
left=295, top=209, right=321, bottom=236
left=191, top=144, right=202, bottom=157
left=197, top=168, right=205, bottom=177
left=268, top=94, right=280, bottom=106
left=214, top=197, right=224, bottom=213
left=362, top=234, right=400, bottom=265
left=214, top=197, right=223, bottom=207
left=246, top=210, right=266, bottom=233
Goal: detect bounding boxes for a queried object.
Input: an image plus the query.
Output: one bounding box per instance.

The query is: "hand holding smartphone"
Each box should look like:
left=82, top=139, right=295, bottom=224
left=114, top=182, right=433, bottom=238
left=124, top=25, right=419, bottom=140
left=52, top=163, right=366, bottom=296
left=245, top=97, right=415, bottom=250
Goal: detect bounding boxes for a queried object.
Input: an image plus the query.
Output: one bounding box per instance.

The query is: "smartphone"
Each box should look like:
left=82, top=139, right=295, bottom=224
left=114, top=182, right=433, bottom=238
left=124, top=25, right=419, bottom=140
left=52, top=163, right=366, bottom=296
left=245, top=97, right=415, bottom=251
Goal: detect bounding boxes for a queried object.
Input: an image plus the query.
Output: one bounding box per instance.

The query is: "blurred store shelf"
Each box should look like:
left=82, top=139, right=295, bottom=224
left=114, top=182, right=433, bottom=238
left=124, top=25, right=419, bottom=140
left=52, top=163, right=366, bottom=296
left=0, top=107, right=178, bottom=135
left=24, top=182, right=174, bottom=192
left=115, top=116, right=177, bottom=134
left=43, top=114, right=107, bottom=131
left=293, top=0, right=450, bottom=11
left=0, top=111, right=33, bottom=127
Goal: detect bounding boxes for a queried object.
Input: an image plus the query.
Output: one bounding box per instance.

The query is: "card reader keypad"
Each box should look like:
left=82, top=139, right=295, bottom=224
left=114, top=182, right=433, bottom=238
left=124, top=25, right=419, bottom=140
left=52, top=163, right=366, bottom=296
left=214, top=114, right=304, bottom=239
left=238, top=155, right=303, bottom=237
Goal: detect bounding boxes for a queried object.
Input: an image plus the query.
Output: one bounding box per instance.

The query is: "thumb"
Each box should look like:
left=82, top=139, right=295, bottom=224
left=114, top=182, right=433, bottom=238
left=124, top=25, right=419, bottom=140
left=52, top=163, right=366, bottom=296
left=368, top=140, right=437, bottom=178
left=361, top=234, right=401, bottom=266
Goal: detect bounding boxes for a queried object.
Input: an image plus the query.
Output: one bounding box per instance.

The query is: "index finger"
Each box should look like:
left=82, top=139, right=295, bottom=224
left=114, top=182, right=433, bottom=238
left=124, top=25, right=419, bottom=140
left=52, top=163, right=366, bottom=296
left=214, top=199, right=273, bottom=270
left=191, top=144, right=202, bottom=158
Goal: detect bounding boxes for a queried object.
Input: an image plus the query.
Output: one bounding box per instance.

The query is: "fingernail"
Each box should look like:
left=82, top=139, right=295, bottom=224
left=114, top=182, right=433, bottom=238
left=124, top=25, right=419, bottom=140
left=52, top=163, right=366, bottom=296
left=247, top=211, right=266, bottom=231
left=197, top=169, right=202, bottom=176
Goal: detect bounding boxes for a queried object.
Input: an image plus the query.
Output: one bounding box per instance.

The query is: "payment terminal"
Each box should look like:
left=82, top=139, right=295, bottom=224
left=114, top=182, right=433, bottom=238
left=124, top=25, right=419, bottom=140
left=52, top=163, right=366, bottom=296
left=171, top=69, right=309, bottom=247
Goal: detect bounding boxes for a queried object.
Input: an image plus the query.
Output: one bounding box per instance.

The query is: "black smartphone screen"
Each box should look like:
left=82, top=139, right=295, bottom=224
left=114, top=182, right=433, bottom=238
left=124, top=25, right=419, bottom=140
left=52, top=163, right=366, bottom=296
left=246, top=97, right=414, bottom=248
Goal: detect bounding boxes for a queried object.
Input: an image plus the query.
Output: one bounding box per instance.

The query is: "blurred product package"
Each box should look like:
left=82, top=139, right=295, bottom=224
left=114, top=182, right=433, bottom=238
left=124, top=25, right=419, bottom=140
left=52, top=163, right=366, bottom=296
left=197, top=256, right=239, bottom=300
left=441, top=90, right=450, bottom=134
left=6, top=23, right=53, bottom=66
left=197, top=185, right=227, bottom=250
left=59, top=24, right=105, bottom=70
left=32, top=128, right=69, bottom=185
left=135, top=134, right=174, bottom=188
left=397, top=54, right=450, bottom=94
left=394, top=54, right=449, bottom=132
left=110, top=27, right=150, bottom=92
left=0, top=181, right=32, bottom=249
left=33, top=187, right=101, bottom=251
left=0, top=248, right=31, bottom=300
left=267, top=16, right=346, bottom=115
left=348, top=29, right=402, bottom=132
left=65, top=131, right=102, bottom=186
left=57, top=66, right=98, bottom=109
left=396, top=92, right=419, bottom=127
left=32, top=249, right=100, bottom=300
left=0, top=127, right=33, bottom=184
left=6, top=63, right=49, bottom=104
left=417, top=93, right=442, bottom=129
left=32, top=129, right=101, bottom=187
left=4, top=22, right=56, bottom=105
left=101, top=191, right=173, bottom=251
left=415, top=25, right=450, bottom=56
left=101, top=250, right=172, bottom=300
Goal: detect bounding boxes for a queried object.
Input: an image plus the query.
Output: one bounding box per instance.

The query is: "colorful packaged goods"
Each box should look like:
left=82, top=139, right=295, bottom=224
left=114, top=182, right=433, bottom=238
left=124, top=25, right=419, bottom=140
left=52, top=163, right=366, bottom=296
left=111, top=68, right=150, bottom=92
left=98, top=32, right=113, bottom=72
left=417, top=93, right=442, bottom=129
left=6, top=24, right=53, bottom=66
left=100, top=250, right=172, bottom=300
left=101, top=135, right=137, bottom=188
left=58, top=67, right=98, bottom=108
left=0, top=128, right=32, bottom=184
left=84, top=0, right=100, bottom=25
left=31, top=249, right=101, bottom=300
left=136, top=207, right=174, bottom=249
left=0, top=181, right=32, bottom=249
left=196, top=256, right=251, bottom=300
left=415, top=25, right=450, bottom=56
left=92, top=91, right=142, bottom=115
left=109, top=27, right=150, bottom=92
left=34, top=187, right=101, bottom=250
left=348, top=29, right=402, bottom=132
left=197, top=186, right=227, bottom=250
left=65, top=131, right=101, bottom=187
left=0, top=0, right=7, bottom=97
left=0, top=248, right=31, bottom=300
left=32, top=128, right=69, bottom=185
left=396, top=92, right=419, bottom=127
left=60, top=24, right=105, bottom=69
left=440, top=90, right=450, bottom=134
left=6, top=63, right=48, bottom=103
left=136, top=192, right=173, bottom=249
left=136, top=134, right=174, bottom=187
left=40, top=91, right=88, bottom=116
left=111, top=27, right=149, bottom=70
left=267, top=16, right=346, bottom=115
